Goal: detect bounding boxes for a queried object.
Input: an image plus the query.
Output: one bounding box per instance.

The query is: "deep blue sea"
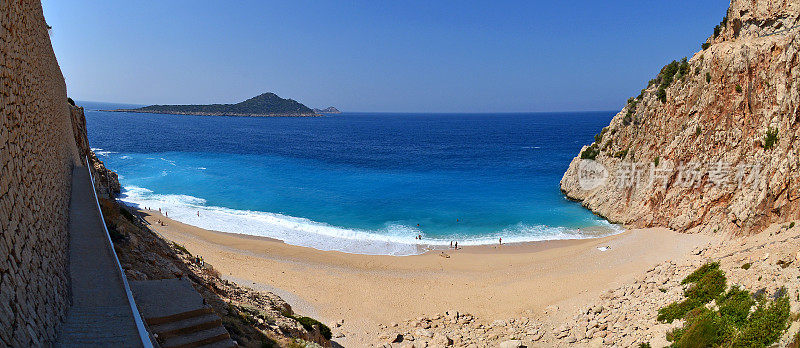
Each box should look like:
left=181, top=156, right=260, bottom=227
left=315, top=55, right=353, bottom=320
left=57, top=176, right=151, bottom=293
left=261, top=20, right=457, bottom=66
left=82, top=101, right=620, bottom=255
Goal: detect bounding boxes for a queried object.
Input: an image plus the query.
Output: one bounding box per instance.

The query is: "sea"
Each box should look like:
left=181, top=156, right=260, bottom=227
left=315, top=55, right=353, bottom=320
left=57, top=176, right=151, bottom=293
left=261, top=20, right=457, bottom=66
left=82, top=101, right=622, bottom=255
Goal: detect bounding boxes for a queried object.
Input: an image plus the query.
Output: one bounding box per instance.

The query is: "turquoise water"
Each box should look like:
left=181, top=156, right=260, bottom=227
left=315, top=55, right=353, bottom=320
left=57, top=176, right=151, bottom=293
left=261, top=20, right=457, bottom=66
left=83, top=101, right=620, bottom=255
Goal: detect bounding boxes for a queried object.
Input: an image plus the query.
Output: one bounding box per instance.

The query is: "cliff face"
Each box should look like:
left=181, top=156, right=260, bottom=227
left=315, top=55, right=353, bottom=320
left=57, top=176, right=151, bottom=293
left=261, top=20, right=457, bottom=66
left=1, top=1, right=85, bottom=346
left=69, top=104, right=121, bottom=197
left=561, top=0, right=800, bottom=235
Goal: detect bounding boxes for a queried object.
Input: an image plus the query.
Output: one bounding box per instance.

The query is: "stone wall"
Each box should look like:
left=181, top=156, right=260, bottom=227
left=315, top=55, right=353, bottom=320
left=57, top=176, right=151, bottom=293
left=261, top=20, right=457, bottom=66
left=1, top=0, right=83, bottom=346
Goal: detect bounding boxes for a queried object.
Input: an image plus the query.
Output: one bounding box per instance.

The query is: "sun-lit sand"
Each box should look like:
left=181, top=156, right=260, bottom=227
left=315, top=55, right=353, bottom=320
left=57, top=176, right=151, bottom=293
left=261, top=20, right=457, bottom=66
left=137, top=208, right=713, bottom=345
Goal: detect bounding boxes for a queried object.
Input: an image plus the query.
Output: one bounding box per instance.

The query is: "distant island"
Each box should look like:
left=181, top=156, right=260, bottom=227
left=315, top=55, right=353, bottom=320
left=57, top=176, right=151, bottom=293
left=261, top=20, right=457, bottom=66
left=110, top=92, right=320, bottom=117
left=313, top=106, right=341, bottom=114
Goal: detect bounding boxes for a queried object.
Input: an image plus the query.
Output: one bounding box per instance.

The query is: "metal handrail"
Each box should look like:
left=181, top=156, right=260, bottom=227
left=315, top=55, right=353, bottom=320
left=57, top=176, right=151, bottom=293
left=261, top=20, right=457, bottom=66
left=84, top=157, right=154, bottom=347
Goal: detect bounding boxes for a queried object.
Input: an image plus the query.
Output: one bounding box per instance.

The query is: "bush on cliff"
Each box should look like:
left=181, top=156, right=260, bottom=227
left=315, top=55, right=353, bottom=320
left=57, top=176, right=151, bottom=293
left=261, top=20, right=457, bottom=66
left=763, top=127, right=779, bottom=150
left=657, top=88, right=667, bottom=103
left=658, top=263, right=791, bottom=347
left=291, top=316, right=332, bottom=340
left=581, top=143, right=600, bottom=160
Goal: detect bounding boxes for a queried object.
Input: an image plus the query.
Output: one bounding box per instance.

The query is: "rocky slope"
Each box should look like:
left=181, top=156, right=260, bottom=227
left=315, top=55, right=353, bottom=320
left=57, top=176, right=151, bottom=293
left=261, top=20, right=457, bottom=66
left=561, top=0, right=800, bottom=235
left=97, top=195, right=332, bottom=347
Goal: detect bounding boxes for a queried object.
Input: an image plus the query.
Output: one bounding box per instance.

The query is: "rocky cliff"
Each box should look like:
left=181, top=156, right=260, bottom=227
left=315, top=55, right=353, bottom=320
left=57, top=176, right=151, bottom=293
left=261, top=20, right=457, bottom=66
left=561, top=0, right=800, bottom=235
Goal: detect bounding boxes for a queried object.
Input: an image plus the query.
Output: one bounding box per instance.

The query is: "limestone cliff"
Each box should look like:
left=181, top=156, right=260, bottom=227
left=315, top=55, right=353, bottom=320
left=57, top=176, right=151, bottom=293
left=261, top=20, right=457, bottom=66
left=69, top=104, right=121, bottom=197
left=561, top=0, right=800, bottom=235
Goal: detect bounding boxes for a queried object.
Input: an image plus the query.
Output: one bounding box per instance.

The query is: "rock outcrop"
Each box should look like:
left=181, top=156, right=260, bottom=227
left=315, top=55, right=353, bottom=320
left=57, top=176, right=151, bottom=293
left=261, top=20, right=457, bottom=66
left=561, top=0, right=800, bottom=235
left=69, top=103, right=121, bottom=197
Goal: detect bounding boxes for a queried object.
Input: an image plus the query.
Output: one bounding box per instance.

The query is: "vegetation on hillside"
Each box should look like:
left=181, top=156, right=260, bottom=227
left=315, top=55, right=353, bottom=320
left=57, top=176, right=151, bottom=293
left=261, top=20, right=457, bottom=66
left=657, top=262, right=791, bottom=347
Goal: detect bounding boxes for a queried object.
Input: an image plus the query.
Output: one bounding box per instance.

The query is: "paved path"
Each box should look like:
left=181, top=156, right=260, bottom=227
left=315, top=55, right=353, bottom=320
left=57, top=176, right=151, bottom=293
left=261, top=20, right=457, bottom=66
left=54, top=164, right=144, bottom=347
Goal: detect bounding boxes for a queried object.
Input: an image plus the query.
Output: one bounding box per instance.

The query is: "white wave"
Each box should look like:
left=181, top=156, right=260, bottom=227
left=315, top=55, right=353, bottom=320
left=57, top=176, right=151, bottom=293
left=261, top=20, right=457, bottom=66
left=91, top=147, right=116, bottom=156
left=120, top=155, right=132, bottom=159
left=119, top=185, right=621, bottom=256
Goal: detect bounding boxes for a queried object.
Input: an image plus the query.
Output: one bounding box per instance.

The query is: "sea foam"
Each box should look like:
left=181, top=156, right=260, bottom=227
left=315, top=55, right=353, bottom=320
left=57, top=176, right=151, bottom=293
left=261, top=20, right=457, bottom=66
left=119, top=185, right=622, bottom=256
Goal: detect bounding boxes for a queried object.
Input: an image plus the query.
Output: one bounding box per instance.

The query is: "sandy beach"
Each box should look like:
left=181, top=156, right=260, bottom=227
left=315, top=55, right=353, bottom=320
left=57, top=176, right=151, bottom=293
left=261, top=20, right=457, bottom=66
left=136, top=208, right=713, bottom=346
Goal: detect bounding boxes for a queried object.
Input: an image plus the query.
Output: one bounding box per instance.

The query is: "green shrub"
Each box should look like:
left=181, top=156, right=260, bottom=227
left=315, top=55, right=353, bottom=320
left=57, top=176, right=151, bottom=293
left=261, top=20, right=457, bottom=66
left=702, top=42, right=711, bottom=50
left=172, top=242, right=191, bottom=256
left=292, top=316, right=332, bottom=340
left=790, top=221, right=796, bottom=229
left=659, top=60, right=681, bottom=88
left=658, top=298, right=700, bottom=323
left=674, top=310, right=732, bottom=347
left=718, top=286, right=756, bottom=327
left=682, top=262, right=720, bottom=285
left=732, top=295, right=790, bottom=347
left=678, top=58, right=690, bottom=79
left=613, top=149, right=628, bottom=159
left=657, top=87, right=667, bottom=103
left=581, top=143, right=600, bottom=160
left=735, top=84, right=743, bottom=93
left=594, top=127, right=609, bottom=144
left=741, top=263, right=751, bottom=270
left=659, top=263, right=791, bottom=347
left=684, top=269, right=726, bottom=306
left=639, top=343, right=652, bottom=348
left=763, top=127, right=779, bottom=150
left=695, top=126, right=702, bottom=136
left=706, top=72, right=712, bottom=83
left=654, top=156, right=660, bottom=167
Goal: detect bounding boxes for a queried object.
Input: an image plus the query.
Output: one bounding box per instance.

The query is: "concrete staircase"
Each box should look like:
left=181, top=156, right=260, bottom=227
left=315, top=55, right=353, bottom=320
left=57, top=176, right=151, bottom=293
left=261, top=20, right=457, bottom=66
left=130, top=278, right=236, bottom=348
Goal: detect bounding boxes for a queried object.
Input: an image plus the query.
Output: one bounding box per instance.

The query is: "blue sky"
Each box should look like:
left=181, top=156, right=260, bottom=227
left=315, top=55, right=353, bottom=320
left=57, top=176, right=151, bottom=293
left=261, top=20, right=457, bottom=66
left=43, top=1, right=729, bottom=112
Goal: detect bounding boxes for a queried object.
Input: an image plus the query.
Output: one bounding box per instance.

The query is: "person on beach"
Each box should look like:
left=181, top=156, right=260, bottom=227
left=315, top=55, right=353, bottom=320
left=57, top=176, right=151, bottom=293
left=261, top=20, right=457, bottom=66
left=197, top=211, right=200, bottom=217
left=450, top=241, right=453, bottom=248
left=159, top=208, right=161, bottom=213
left=499, top=237, right=502, bottom=245
left=454, top=241, right=458, bottom=249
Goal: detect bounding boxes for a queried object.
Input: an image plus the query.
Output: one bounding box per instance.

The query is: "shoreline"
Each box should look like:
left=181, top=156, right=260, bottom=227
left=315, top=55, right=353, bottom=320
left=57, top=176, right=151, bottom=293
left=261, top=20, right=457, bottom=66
left=133, top=207, right=715, bottom=345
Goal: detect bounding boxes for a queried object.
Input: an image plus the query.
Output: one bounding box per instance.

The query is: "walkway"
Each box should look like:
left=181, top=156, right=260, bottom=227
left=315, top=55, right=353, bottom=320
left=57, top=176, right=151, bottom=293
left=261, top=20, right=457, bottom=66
left=54, top=164, right=145, bottom=347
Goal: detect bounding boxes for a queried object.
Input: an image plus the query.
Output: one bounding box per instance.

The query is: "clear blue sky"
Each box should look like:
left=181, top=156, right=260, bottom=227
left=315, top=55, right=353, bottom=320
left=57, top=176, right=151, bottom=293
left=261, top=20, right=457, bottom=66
left=42, top=1, right=729, bottom=112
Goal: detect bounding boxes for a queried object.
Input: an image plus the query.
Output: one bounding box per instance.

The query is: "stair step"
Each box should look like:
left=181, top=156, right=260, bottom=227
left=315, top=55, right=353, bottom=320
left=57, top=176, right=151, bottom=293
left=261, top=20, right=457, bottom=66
left=151, top=314, right=223, bottom=339
left=160, top=325, right=231, bottom=348
left=146, top=307, right=214, bottom=326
